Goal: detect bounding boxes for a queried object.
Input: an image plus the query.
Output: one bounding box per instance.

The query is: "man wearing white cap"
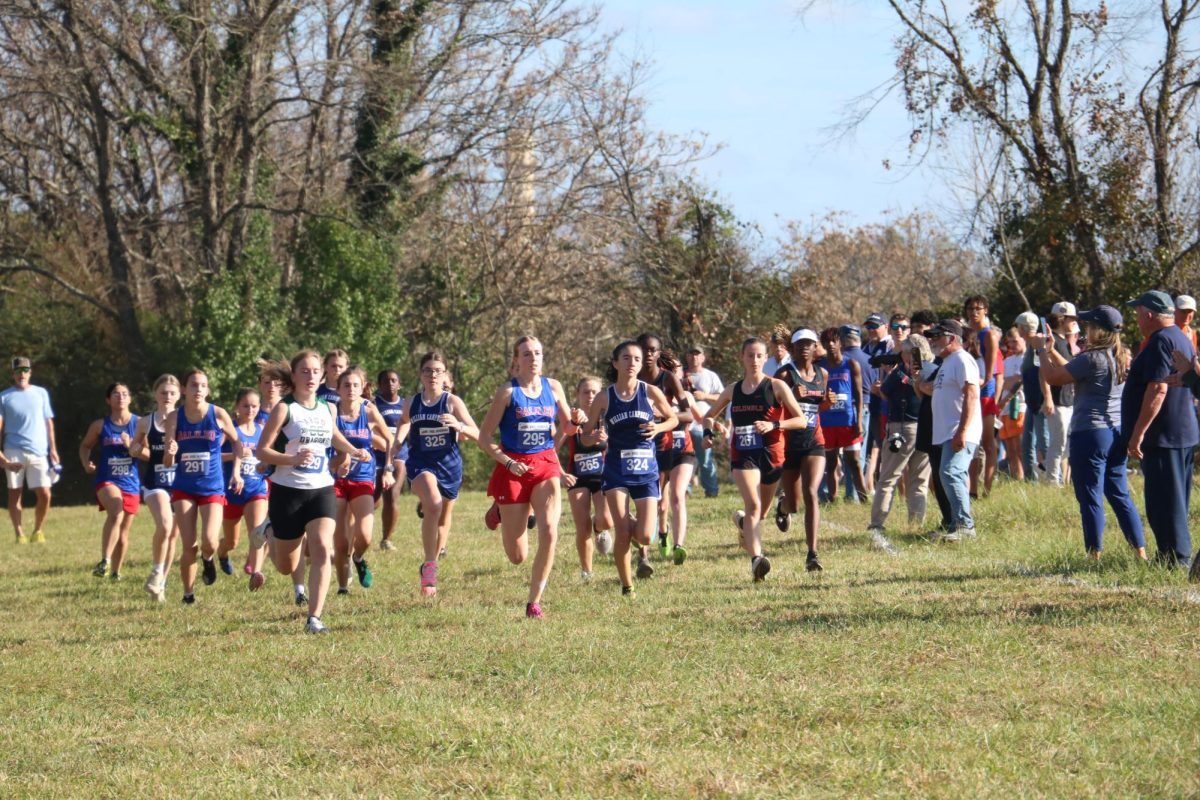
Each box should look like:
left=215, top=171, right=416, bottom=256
left=1174, top=295, right=1197, bottom=351
left=1044, top=302, right=1079, bottom=486
left=685, top=346, right=724, bottom=497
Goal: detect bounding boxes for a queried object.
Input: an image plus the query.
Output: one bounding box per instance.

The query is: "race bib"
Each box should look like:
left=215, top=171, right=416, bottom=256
left=573, top=451, right=602, bottom=477
left=518, top=420, right=551, bottom=449
left=239, top=457, right=259, bottom=477
left=830, top=392, right=849, bottom=412
left=733, top=424, right=763, bottom=450
left=671, top=430, right=687, bottom=450
left=295, top=446, right=327, bottom=475
left=421, top=425, right=450, bottom=451
left=108, top=456, right=132, bottom=477
left=620, top=448, right=655, bottom=476
left=180, top=451, right=210, bottom=474
left=154, top=463, right=176, bottom=486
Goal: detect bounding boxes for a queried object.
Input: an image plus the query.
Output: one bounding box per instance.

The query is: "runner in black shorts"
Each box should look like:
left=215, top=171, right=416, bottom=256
left=773, top=328, right=829, bottom=571
left=557, top=376, right=612, bottom=581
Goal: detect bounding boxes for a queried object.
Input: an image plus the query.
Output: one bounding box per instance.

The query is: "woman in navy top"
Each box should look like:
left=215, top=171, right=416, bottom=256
left=557, top=376, right=613, bottom=581
left=580, top=341, right=677, bottom=597
left=163, top=369, right=245, bottom=604
left=373, top=368, right=406, bottom=552
left=130, top=374, right=182, bottom=601
left=79, top=382, right=141, bottom=581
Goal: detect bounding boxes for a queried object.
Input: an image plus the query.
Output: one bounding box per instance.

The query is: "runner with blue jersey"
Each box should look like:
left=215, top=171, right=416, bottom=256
left=163, top=369, right=245, bottom=604
left=79, top=383, right=141, bottom=581
left=218, top=389, right=270, bottom=587
left=394, top=352, right=478, bottom=597
left=580, top=341, right=677, bottom=598
left=332, top=366, right=394, bottom=595
left=132, top=374, right=182, bottom=601
left=817, top=328, right=868, bottom=504
left=478, top=335, right=587, bottom=619
left=558, top=376, right=613, bottom=581
left=373, top=369, right=406, bottom=551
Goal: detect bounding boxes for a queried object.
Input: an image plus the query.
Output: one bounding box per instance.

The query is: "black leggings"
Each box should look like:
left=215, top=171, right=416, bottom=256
left=924, top=446, right=953, bottom=531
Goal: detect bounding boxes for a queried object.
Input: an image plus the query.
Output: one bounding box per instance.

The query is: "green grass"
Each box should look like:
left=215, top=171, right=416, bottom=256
left=2, top=480, right=1199, bottom=798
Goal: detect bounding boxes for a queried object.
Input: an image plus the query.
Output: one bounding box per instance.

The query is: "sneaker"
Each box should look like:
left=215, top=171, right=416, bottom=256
left=249, top=519, right=271, bottom=550
left=243, top=562, right=254, bottom=575
left=337, top=586, right=350, bottom=596
left=484, top=502, right=501, bottom=531
left=751, top=554, right=772, bottom=583
left=525, top=602, right=544, bottom=619
left=249, top=571, right=265, bottom=592
left=595, top=530, right=613, bottom=556
left=380, top=539, right=397, bottom=552
left=622, top=584, right=636, bottom=599
left=940, top=529, right=962, bottom=543
left=110, top=571, right=122, bottom=582
left=672, top=544, right=688, bottom=566
left=438, top=547, right=447, bottom=559
left=420, top=560, right=438, bottom=597
left=775, top=505, right=790, bottom=532
left=201, top=557, right=217, bottom=586
left=31, top=529, right=45, bottom=543
left=294, top=588, right=308, bottom=607
left=219, top=557, right=234, bottom=576
left=354, top=558, right=373, bottom=588
left=305, top=615, right=329, bottom=634
left=733, top=510, right=746, bottom=546
left=960, top=526, right=977, bottom=539
left=869, top=527, right=899, bottom=556
left=581, top=570, right=593, bottom=582
left=416, top=502, right=424, bottom=519
left=144, top=571, right=165, bottom=601
left=659, top=532, right=671, bottom=559
left=182, top=593, right=196, bottom=605
left=92, top=559, right=109, bottom=578
left=527, top=514, right=536, bottom=530
left=636, top=556, right=654, bottom=580
left=806, top=551, right=823, bottom=572
left=15, top=532, right=28, bottom=545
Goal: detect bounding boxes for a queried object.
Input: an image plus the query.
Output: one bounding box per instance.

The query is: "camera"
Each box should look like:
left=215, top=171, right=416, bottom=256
left=869, top=353, right=903, bottom=368
left=886, top=431, right=907, bottom=453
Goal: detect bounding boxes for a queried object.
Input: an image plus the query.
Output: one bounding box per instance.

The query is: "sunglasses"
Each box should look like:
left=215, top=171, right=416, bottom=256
left=890, top=323, right=909, bottom=330
left=12, top=367, right=30, bottom=373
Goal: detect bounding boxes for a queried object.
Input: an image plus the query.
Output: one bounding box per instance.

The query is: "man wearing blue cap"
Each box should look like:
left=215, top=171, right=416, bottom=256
left=1123, top=290, right=1197, bottom=567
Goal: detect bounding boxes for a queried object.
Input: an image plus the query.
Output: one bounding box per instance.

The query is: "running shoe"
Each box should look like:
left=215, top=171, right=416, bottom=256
left=869, top=527, right=899, bottom=556
left=733, top=510, right=746, bottom=546
left=305, top=616, right=329, bottom=634
left=751, top=554, right=772, bottom=583
left=110, top=572, right=121, bottom=582
left=438, top=547, right=447, bottom=559
left=15, top=532, right=27, bottom=545
left=249, top=519, right=271, bottom=550
left=31, top=529, right=45, bottom=543
left=805, top=551, right=823, bottom=572
left=249, top=571, right=265, bottom=592
left=243, top=562, right=254, bottom=575
left=636, top=556, right=654, bottom=580
left=144, top=571, right=164, bottom=601
left=580, top=570, right=593, bottom=582
left=960, top=526, right=977, bottom=539
left=294, top=587, right=308, bottom=606
left=484, top=502, right=501, bottom=531
left=672, top=544, right=687, bottom=566
left=219, top=557, right=234, bottom=576
left=939, top=529, right=962, bottom=543
left=775, top=505, right=790, bottom=532
left=622, top=585, right=636, bottom=600
left=201, top=557, right=217, bottom=586
left=182, top=593, right=196, bottom=605
left=416, top=502, right=424, bottom=519
left=659, top=532, right=671, bottom=559
left=380, top=539, right=397, bottom=551
left=92, top=559, right=109, bottom=578
left=420, top=560, right=438, bottom=597
left=354, top=558, right=373, bottom=588
left=525, top=602, right=544, bottom=619
left=337, top=586, right=350, bottom=596
left=527, top=514, right=536, bottom=530
left=595, top=530, right=613, bottom=556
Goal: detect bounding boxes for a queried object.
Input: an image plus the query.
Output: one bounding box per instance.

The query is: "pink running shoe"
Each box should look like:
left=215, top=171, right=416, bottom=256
left=525, top=602, right=544, bottom=619
left=248, top=571, right=265, bottom=592
left=484, top=501, right=501, bottom=531
left=243, top=562, right=254, bottom=576
left=419, top=560, right=438, bottom=597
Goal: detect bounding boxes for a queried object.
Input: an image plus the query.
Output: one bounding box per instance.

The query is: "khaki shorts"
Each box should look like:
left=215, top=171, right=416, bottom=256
left=4, top=449, right=53, bottom=490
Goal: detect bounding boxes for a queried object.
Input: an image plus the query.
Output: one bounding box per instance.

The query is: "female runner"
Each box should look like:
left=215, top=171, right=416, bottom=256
left=557, top=376, right=613, bottom=581
left=373, top=369, right=406, bottom=550
left=256, top=350, right=372, bottom=633
left=317, top=349, right=348, bottom=404
left=219, top=389, right=269, bottom=589
left=773, top=328, right=829, bottom=571
left=80, top=383, right=141, bottom=580
left=581, top=342, right=676, bottom=597
left=477, top=335, right=585, bottom=619
left=704, top=337, right=809, bottom=582
left=162, top=369, right=245, bottom=603
left=133, top=374, right=182, bottom=601
left=393, top=352, right=478, bottom=596
left=331, top=366, right=394, bottom=594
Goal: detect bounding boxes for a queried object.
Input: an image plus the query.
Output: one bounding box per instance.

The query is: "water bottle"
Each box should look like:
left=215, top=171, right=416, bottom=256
left=50, top=461, right=63, bottom=485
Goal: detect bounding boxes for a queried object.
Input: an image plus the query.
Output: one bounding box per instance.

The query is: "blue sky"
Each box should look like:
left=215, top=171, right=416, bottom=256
left=600, top=1, right=948, bottom=240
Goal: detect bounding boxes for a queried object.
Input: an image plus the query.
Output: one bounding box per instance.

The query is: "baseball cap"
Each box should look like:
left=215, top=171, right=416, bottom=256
left=927, top=319, right=964, bottom=340
left=838, top=324, right=861, bottom=339
left=1050, top=301, right=1077, bottom=317
left=1175, top=294, right=1196, bottom=312
left=1126, top=290, right=1175, bottom=314
left=1077, top=305, right=1123, bottom=332
left=1014, top=311, right=1039, bottom=332
left=863, top=313, right=885, bottom=328
left=687, top=345, right=705, bottom=355
left=790, top=328, right=819, bottom=344
left=11, top=356, right=30, bottom=370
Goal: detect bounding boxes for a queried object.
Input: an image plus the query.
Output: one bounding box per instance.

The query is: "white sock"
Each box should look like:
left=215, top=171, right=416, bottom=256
left=294, top=583, right=305, bottom=594
left=151, top=563, right=164, bottom=574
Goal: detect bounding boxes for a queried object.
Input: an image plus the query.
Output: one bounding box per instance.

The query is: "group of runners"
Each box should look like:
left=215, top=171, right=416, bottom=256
left=75, top=332, right=844, bottom=631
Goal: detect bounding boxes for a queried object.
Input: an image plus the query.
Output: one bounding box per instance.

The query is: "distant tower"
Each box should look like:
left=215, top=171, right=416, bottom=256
left=504, top=126, right=537, bottom=231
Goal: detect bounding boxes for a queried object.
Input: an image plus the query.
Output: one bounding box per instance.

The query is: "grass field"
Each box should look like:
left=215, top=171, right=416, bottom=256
left=2, top=480, right=1199, bottom=798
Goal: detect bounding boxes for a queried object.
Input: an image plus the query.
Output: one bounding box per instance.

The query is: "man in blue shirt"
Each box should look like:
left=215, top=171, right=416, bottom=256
left=0, top=357, right=59, bottom=544
left=841, top=324, right=873, bottom=500
left=1123, top=292, right=1198, bottom=567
